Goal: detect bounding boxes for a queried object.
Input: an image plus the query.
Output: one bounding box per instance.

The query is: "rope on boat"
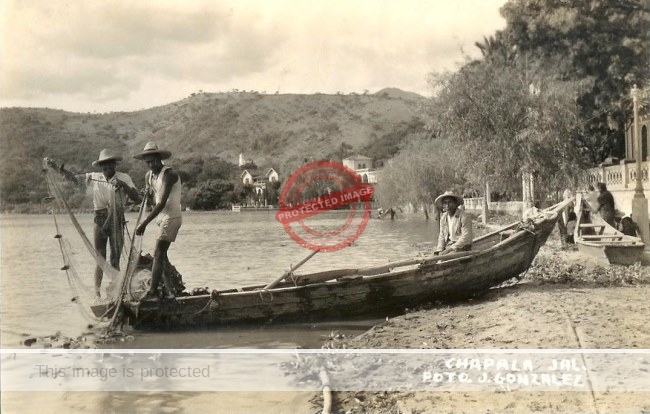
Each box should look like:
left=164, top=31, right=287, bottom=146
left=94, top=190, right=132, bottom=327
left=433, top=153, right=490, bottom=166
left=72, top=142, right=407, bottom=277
left=191, top=290, right=220, bottom=316
left=257, top=289, right=274, bottom=303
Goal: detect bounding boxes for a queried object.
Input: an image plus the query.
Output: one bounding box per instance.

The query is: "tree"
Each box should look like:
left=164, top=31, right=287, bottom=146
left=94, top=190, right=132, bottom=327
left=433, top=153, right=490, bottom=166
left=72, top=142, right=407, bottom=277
left=190, top=179, right=234, bottom=210
left=375, top=133, right=465, bottom=217
left=499, top=0, right=650, bottom=162
left=425, top=56, right=586, bottom=208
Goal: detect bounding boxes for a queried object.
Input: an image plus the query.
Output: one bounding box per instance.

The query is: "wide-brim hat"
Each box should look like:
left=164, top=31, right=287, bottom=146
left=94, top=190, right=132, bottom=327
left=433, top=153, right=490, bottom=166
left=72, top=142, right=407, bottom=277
left=434, top=191, right=464, bottom=210
left=133, top=141, right=172, bottom=160
left=92, top=149, right=122, bottom=167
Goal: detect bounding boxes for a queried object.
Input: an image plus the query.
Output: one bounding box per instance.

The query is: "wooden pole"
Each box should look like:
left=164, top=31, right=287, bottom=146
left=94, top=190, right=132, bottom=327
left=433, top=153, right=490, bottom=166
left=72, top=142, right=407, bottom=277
left=264, top=249, right=320, bottom=289
left=319, top=368, right=332, bottom=414
left=482, top=179, right=489, bottom=224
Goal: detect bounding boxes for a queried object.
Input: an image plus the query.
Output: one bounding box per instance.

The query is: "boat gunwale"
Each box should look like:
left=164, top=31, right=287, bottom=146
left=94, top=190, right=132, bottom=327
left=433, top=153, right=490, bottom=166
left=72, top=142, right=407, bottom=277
left=575, top=193, right=645, bottom=249
left=134, top=211, right=558, bottom=302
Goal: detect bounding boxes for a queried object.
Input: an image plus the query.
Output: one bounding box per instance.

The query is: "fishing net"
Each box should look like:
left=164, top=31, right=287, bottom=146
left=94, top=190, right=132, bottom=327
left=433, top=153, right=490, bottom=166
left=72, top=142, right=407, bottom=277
left=42, top=160, right=145, bottom=324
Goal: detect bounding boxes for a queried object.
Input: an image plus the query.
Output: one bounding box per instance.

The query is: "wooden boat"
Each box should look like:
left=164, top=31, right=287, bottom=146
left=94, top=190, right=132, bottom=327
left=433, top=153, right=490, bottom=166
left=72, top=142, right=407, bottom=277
left=92, top=203, right=567, bottom=329
left=574, top=193, right=644, bottom=265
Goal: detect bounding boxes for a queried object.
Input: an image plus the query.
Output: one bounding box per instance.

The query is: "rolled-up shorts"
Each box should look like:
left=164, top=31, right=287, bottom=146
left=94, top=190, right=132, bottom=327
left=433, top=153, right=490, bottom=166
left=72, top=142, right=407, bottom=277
left=156, top=216, right=182, bottom=242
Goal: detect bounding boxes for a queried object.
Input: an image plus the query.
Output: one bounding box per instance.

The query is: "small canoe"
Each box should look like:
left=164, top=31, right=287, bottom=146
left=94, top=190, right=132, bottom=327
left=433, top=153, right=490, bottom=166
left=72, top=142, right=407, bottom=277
left=91, top=202, right=569, bottom=329
left=574, top=193, right=645, bottom=265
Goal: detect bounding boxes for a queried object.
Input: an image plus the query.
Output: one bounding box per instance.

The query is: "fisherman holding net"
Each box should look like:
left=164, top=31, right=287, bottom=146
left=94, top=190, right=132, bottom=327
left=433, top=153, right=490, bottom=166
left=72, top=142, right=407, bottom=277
left=133, top=142, right=183, bottom=301
left=46, top=149, right=140, bottom=297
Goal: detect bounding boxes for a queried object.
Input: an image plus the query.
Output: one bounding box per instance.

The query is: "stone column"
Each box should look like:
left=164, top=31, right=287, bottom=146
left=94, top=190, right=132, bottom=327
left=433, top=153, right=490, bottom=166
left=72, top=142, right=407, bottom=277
left=631, top=85, right=649, bottom=244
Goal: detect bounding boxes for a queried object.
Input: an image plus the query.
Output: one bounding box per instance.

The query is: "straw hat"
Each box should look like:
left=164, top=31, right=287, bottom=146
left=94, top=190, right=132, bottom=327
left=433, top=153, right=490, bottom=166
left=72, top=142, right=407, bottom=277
left=434, top=191, right=464, bottom=210
left=92, top=149, right=122, bottom=167
left=132, top=142, right=172, bottom=160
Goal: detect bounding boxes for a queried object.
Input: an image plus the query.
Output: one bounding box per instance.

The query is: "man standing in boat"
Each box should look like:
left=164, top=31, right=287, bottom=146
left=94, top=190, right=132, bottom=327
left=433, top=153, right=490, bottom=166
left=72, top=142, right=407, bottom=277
left=433, top=191, right=473, bottom=255
left=46, top=149, right=140, bottom=297
left=133, top=142, right=182, bottom=300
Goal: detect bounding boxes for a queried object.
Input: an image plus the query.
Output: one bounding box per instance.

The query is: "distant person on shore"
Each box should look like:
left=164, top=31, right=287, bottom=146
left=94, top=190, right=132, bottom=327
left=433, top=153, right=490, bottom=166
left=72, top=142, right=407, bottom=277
left=434, top=191, right=473, bottom=255
left=133, top=142, right=183, bottom=300
left=565, top=211, right=577, bottom=244
left=562, top=189, right=574, bottom=224
left=596, top=182, right=616, bottom=227
left=46, top=149, right=140, bottom=297
left=585, top=184, right=599, bottom=211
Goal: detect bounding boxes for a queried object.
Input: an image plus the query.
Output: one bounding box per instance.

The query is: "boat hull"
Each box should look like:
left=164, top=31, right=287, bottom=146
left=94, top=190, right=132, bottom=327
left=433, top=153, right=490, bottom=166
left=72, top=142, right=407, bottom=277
left=574, top=193, right=645, bottom=266
left=110, top=212, right=559, bottom=329
left=577, top=243, right=645, bottom=266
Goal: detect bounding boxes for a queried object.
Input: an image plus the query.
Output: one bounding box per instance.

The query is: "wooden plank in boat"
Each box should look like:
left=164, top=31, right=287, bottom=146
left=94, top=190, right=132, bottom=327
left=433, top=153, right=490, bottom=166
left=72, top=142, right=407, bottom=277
left=581, top=235, right=623, bottom=240
left=292, top=269, right=357, bottom=285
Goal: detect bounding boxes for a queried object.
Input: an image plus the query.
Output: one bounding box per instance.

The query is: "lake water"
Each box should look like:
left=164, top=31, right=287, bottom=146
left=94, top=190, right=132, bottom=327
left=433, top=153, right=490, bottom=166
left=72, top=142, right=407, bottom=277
left=1, top=210, right=437, bottom=349
left=0, top=211, right=445, bottom=413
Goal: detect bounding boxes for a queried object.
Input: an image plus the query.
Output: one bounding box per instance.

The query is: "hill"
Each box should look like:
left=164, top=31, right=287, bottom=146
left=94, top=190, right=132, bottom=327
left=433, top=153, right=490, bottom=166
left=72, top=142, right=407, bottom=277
left=0, top=89, right=426, bottom=209
left=374, top=87, right=425, bottom=101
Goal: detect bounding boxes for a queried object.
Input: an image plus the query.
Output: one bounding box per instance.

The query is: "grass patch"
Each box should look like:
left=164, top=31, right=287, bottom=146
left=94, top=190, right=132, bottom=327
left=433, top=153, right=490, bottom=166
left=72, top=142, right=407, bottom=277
left=524, top=254, right=650, bottom=286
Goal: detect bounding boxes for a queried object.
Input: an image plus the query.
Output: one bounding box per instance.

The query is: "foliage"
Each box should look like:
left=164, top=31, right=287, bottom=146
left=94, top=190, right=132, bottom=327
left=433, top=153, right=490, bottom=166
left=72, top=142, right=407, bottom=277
left=374, top=133, right=465, bottom=210
left=408, top=0, right=648, bottom=206
left=231, top=183, right=255, bottom=205
left=359, top=117, right=426, bottom=162
left=324, top=142, right=355, bottom=162
left=426, top=56, right=587, bottom=198
left=266, top=181, right=282, bottom=206
left=526, top=255, right=650, bottom=286
left=499, top=0, right=650, bottom=162
left=187, top=179, right=234, bottom=210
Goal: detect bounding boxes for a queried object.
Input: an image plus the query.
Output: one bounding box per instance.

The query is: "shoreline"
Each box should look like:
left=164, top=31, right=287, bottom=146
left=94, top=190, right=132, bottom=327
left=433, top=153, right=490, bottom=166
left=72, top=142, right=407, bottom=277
left=314, top=235, right=650, bottom=413
left=6, top=226, right=650, bottom=413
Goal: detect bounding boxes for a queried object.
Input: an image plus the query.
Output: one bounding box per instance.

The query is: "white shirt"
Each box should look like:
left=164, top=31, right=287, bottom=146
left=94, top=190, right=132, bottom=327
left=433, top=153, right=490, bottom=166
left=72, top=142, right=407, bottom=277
left=85, top=172, right=136, bottom=211
left=447, top=212, right=461, bottom=242
left=147, top=166, right=182, bottom=220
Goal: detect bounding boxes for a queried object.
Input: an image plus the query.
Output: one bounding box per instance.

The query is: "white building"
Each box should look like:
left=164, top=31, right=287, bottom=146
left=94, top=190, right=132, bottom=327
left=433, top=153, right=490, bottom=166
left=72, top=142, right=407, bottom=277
left=342, top=154, right=379, bottom=184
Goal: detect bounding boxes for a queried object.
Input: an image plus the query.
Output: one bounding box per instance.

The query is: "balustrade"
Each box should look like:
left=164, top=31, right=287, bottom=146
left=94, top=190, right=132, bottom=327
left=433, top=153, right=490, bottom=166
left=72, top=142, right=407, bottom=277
left=589, top=160, right=649, bottom=190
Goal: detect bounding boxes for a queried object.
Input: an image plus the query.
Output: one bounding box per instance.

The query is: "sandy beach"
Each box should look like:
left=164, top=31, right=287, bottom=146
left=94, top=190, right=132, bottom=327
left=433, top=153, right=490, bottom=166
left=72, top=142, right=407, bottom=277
left=319, top=235, right=650, bottom=413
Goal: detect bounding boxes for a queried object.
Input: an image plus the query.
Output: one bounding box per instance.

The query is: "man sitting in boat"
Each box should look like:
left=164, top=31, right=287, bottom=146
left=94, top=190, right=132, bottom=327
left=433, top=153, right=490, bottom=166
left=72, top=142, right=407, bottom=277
left=620, top=215, right=640, bottom=237
left=434, top=191, right=473, bottom=255
left=133, top=142, right=183, bottom=300
left=46, top=150, right=141, bottom=297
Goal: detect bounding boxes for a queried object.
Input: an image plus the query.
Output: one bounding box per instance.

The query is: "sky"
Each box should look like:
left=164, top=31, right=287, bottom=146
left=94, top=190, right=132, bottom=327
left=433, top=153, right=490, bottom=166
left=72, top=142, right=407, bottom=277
left=0, top=0, right=508, bottom=113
